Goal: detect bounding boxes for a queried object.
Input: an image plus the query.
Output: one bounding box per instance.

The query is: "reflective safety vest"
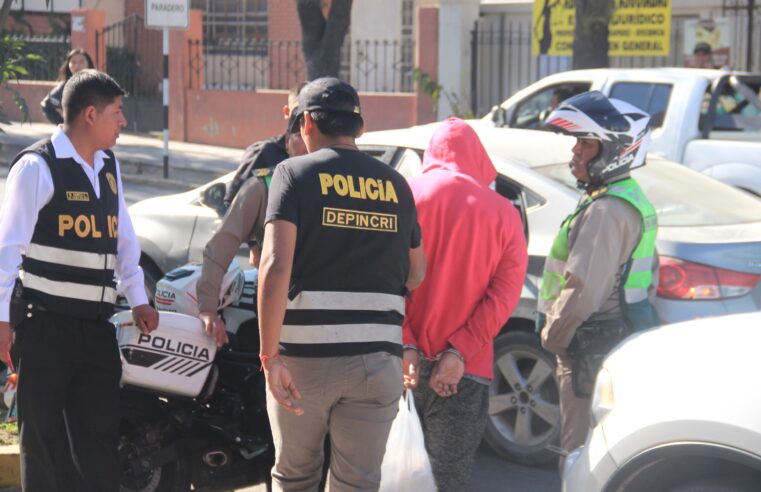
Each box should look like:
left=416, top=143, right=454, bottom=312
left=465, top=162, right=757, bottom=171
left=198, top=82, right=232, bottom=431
left=538, top=178, right=658, bottom=330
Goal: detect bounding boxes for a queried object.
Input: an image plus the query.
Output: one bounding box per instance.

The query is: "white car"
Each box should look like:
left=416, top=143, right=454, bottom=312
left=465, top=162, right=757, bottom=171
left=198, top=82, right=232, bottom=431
left=483, top=68, right=761, bottom=195
left=563, top=311, right=761, bottom=492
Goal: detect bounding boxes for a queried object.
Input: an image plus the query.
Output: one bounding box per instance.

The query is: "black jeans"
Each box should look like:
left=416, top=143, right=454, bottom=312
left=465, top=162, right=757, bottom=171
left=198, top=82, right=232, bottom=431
left=15, top=311, right=122, bottom=492
left=413, top=360, right=489, bottom=492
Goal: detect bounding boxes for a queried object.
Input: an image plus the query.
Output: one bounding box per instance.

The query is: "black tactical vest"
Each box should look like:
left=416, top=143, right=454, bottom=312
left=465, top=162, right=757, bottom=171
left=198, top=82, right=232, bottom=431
left=11, top=139, right=120, bottom=320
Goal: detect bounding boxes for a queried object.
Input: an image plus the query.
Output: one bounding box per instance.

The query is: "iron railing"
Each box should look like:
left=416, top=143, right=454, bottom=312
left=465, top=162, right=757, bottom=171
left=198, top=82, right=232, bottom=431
left=188, top=37, right=415, bottom=93
left=9, top=34, right=71, bottom=81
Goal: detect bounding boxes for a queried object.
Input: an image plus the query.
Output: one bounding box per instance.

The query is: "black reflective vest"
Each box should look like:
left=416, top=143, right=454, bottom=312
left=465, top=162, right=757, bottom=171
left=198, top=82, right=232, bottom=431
left=11, top=139, right=120, bottom=320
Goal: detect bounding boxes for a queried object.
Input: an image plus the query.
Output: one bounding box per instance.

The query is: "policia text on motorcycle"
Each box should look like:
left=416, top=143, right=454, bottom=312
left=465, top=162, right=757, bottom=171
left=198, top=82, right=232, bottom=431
left=0, top=70, right=159, bottom=491
left=537, top=91, right=659, bottom=464
left=258, top=78, right=425, bottom=491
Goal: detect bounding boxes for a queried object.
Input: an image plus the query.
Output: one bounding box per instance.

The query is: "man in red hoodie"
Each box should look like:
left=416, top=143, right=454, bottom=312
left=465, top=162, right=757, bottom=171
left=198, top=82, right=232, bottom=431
left=403, top=118, right=528, bottom=491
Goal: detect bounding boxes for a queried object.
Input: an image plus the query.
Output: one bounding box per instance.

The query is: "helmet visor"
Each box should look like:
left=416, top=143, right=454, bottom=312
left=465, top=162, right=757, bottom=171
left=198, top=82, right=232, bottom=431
left=559, top=91, right=631, bottom=133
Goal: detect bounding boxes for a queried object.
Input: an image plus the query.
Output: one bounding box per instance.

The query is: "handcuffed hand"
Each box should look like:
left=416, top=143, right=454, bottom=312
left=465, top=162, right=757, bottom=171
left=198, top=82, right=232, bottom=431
left=403, top=348, right=420, bottom=389
left=262, top=357, right=303, bottom=416
left=132, top=304, right=159, bottom=335
left=199, top=311, right=229, bottom=347
left=430, top=351, right=465, bottom=397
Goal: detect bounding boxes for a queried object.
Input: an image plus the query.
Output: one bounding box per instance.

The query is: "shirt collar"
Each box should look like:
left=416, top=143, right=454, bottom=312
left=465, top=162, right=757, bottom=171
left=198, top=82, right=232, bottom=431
left=51, top=126, right=110, bottom=171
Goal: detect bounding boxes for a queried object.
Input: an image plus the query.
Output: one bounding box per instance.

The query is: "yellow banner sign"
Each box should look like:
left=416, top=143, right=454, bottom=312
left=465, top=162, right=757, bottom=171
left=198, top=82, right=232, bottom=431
left=532, top=0, right=671, bottom=56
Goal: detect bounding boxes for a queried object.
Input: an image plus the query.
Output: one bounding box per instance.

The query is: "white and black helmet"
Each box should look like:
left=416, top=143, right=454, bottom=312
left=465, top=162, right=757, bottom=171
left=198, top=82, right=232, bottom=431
left=544, top=91, right=652, bottom=187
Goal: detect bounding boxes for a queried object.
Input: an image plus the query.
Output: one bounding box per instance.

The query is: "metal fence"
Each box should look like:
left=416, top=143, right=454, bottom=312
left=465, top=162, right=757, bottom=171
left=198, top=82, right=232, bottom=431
left=188, top=37, right=415, bottom=93
left=8, top=34, right=71, bottom=81
left=470, top=13, right=761, bottom=118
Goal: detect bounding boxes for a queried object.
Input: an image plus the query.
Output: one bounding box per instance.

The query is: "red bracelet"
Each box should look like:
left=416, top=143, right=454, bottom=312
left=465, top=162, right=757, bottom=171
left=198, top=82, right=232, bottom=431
left=259, top=353, right=279, bottom=371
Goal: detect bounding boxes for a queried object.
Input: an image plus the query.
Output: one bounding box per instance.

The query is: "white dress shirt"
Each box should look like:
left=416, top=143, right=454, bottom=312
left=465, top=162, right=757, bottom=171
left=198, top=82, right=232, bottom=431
left=0, top=127, right=148, bottom=321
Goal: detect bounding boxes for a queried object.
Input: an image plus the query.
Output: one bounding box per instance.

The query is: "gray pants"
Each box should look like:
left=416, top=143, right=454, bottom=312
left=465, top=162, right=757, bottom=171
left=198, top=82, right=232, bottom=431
left=413, top=360, right=489, bottom=492
left=267, top=352, right=403, bottom=492
left=556, top=354, right=591, bottom=462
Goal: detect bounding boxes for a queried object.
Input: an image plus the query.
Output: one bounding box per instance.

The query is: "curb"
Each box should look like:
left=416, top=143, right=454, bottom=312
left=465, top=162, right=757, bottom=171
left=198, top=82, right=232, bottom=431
left=0, top=445, right=20, bottom=488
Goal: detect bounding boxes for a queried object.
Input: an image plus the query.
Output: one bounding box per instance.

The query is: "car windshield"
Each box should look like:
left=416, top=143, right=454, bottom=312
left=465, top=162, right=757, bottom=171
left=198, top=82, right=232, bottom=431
left=534, top=159, right=761, bottom=227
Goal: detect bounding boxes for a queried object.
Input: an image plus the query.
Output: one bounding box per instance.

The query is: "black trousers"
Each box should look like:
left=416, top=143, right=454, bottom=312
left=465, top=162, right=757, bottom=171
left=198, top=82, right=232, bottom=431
left=15, top=311, right=122, bottom=492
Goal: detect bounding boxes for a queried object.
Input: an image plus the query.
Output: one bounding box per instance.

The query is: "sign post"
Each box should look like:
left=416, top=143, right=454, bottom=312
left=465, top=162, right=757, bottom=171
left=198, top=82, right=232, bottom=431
left=145, top=0, right=189, bottom=179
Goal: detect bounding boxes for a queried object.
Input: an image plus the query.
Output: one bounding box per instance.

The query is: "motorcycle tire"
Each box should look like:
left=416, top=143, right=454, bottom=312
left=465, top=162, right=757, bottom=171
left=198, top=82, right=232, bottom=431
left=119, top=405, right=191, bottom=492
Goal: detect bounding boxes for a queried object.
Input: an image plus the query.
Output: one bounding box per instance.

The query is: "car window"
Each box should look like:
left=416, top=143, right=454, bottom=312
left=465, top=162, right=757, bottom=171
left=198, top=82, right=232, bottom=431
left=706, top=76, right=761, bottom=133
left=534, top=160, right=761, bottom=227
left=358, top=145, right=397, bottom=166
left=511, top=83, right=592, bottom=129
left=395, top=148, right=423, bottom=178
left=609, top=82, right=672, bottom=128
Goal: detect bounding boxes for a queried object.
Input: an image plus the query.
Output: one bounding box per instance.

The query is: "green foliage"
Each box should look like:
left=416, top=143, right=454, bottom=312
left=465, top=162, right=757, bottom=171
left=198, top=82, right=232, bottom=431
left=413, top=68, right=474, bottom=119
left=0, top=421, right=18, bottom=445
left=0, top=35, right=43, bottom=129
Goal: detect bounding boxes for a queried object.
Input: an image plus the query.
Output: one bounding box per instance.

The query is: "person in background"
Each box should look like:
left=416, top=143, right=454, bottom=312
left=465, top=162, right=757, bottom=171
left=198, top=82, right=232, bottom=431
left=402, top=117, right=528, bottom=491
left=223, top=82, right=308, bottom=209
left=41, top=49, right=95, bottom=125
left=197, top=111, right=308, bottom=349
left=691, top=42, right=715, bottom=69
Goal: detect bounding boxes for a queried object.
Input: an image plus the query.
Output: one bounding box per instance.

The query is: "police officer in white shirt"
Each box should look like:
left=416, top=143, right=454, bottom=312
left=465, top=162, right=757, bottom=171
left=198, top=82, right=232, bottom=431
left=0, top=69, right=159, bottom=491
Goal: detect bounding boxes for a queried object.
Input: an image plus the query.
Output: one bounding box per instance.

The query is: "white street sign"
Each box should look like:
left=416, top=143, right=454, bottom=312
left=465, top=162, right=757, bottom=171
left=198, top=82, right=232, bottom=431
left=145, top=0, right=189, bottom=30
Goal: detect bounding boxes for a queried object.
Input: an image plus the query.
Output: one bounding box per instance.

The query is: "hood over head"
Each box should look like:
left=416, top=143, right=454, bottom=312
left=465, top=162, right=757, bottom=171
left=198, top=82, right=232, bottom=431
left=422, top=118, right=497, bottom=186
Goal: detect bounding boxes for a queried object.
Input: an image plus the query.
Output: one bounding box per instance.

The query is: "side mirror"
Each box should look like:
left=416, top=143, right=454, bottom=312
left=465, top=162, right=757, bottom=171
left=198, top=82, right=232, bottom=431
left=200, top=182, right=227, bottom=216
left=491, top=105, right=508, bottom=128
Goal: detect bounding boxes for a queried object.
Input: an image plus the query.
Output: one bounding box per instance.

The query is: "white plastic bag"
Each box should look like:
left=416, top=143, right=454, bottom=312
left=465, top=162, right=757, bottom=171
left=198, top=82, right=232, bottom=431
left=379, top=389, right=437, bottom=492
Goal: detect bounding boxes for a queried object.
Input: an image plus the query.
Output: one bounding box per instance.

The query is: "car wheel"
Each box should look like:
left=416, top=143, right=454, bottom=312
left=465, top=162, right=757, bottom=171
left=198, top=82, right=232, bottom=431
left=484, top=331, right=560, bottom=466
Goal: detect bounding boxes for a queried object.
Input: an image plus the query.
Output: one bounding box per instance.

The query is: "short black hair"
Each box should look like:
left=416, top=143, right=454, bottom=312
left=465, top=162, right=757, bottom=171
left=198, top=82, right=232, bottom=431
left=62, top=69, right=126, bottom=123
left=308, top=111, right=363, bottom=137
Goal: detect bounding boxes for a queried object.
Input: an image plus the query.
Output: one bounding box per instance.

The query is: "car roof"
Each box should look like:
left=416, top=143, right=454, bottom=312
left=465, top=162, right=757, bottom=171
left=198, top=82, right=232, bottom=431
left=531, top=67, right=752, bottom=83
left=358, top=121, right=577, bottom=169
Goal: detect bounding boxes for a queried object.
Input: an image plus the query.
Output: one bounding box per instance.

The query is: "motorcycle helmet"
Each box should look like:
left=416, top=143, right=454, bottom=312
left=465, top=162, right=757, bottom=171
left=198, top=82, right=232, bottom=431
left=543, top=91, right=652, bottom=188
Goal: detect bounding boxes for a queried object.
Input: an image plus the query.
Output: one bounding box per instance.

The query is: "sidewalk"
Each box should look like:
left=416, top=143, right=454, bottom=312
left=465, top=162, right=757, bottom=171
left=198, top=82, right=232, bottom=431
left=0, top=122, right=246, bottom=190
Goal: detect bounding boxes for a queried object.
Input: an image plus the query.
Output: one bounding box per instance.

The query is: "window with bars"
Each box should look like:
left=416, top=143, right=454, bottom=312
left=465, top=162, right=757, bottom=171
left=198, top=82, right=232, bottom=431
left=194, top=0, right=268, bottom=54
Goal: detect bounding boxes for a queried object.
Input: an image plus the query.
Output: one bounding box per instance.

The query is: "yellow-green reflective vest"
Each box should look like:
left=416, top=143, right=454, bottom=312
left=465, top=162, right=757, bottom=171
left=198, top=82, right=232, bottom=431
left=538, top=178, right=658, bottom=331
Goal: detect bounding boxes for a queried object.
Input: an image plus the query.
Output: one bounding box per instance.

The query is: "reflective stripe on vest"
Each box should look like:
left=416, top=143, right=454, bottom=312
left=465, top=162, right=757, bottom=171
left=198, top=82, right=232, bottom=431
left=538, top=178, right=657, bottom=314
left=26, top=243, right=117, bottom=271
left=20, top=271, right=118, bottom=305
left=280, top=290, right=404, bottom=345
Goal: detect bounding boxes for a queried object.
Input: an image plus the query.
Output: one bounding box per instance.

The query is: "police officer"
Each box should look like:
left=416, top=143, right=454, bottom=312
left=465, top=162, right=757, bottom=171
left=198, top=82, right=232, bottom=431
left=0, top=69, right=159, bottom=491
left=537, top=91, right=659, bottom=461
left=257, top=77, right=425, bottom=491
left=197, top=113, right=307, bottom=348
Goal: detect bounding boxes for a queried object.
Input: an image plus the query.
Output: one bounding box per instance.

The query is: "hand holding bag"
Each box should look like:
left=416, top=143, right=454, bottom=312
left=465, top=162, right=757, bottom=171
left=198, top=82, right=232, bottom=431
left=379, top=389, right=437, bottom=492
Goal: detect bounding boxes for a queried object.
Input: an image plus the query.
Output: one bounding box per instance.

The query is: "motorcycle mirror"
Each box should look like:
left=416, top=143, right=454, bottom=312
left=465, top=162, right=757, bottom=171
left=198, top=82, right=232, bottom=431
left=201, top=183, right=227, bottom=216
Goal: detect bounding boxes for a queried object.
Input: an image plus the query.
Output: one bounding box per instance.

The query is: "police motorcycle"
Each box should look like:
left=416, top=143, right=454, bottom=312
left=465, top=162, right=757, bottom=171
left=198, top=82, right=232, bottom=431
left=113, top=261, right=272, bottom=492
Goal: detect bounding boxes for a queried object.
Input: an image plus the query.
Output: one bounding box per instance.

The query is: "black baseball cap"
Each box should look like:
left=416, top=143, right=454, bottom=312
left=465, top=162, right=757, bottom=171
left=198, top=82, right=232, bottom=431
left=296, top=77, right=361, bottom=117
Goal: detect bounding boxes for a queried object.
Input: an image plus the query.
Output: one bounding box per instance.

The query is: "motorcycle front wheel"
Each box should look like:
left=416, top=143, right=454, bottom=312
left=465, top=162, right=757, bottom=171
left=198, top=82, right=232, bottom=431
left=119, top=407, right=191, bottom=492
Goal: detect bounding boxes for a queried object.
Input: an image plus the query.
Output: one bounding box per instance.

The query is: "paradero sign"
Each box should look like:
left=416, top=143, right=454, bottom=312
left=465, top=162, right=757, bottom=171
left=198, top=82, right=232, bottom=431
left=145, top=0, right=189, bottom=30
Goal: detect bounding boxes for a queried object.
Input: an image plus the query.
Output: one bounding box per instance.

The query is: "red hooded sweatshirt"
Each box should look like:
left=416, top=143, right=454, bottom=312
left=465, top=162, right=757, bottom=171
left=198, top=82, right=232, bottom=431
left=403, top=118, right=528, bottom=379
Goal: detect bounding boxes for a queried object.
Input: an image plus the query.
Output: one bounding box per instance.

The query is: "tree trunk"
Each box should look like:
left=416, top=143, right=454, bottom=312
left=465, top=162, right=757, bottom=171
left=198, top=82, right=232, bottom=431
left=572, top=0, right=612, bottom=69
left=0, top=0, right=14, bottom=33
left=297, top=0, right=353, bottom=80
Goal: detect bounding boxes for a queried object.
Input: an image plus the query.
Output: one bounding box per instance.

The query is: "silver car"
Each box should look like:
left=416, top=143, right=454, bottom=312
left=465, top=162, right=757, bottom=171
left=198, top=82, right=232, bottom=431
left=129, top=124, right=761, bottom=465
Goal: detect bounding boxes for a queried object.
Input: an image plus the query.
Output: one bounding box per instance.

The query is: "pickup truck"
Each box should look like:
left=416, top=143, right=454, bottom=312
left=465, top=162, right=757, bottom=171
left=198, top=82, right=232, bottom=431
left=485, top=68, right=761, bottom=196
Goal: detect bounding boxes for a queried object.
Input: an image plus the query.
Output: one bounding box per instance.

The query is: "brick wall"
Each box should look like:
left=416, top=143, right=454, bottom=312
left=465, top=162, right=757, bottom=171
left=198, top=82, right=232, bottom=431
left=0, top=81, right=57, bottom=123
left=182, top=89, right=418, bottom=149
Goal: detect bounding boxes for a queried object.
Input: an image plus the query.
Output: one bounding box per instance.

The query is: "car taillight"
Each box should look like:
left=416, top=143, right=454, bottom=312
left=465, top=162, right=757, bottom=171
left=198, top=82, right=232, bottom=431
left=658, top=256, right=761, bottom=300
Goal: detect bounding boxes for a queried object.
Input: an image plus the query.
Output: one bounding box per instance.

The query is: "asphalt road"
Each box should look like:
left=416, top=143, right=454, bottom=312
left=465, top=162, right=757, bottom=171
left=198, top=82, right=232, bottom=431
left=0, top=173, right=562, bottom=492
